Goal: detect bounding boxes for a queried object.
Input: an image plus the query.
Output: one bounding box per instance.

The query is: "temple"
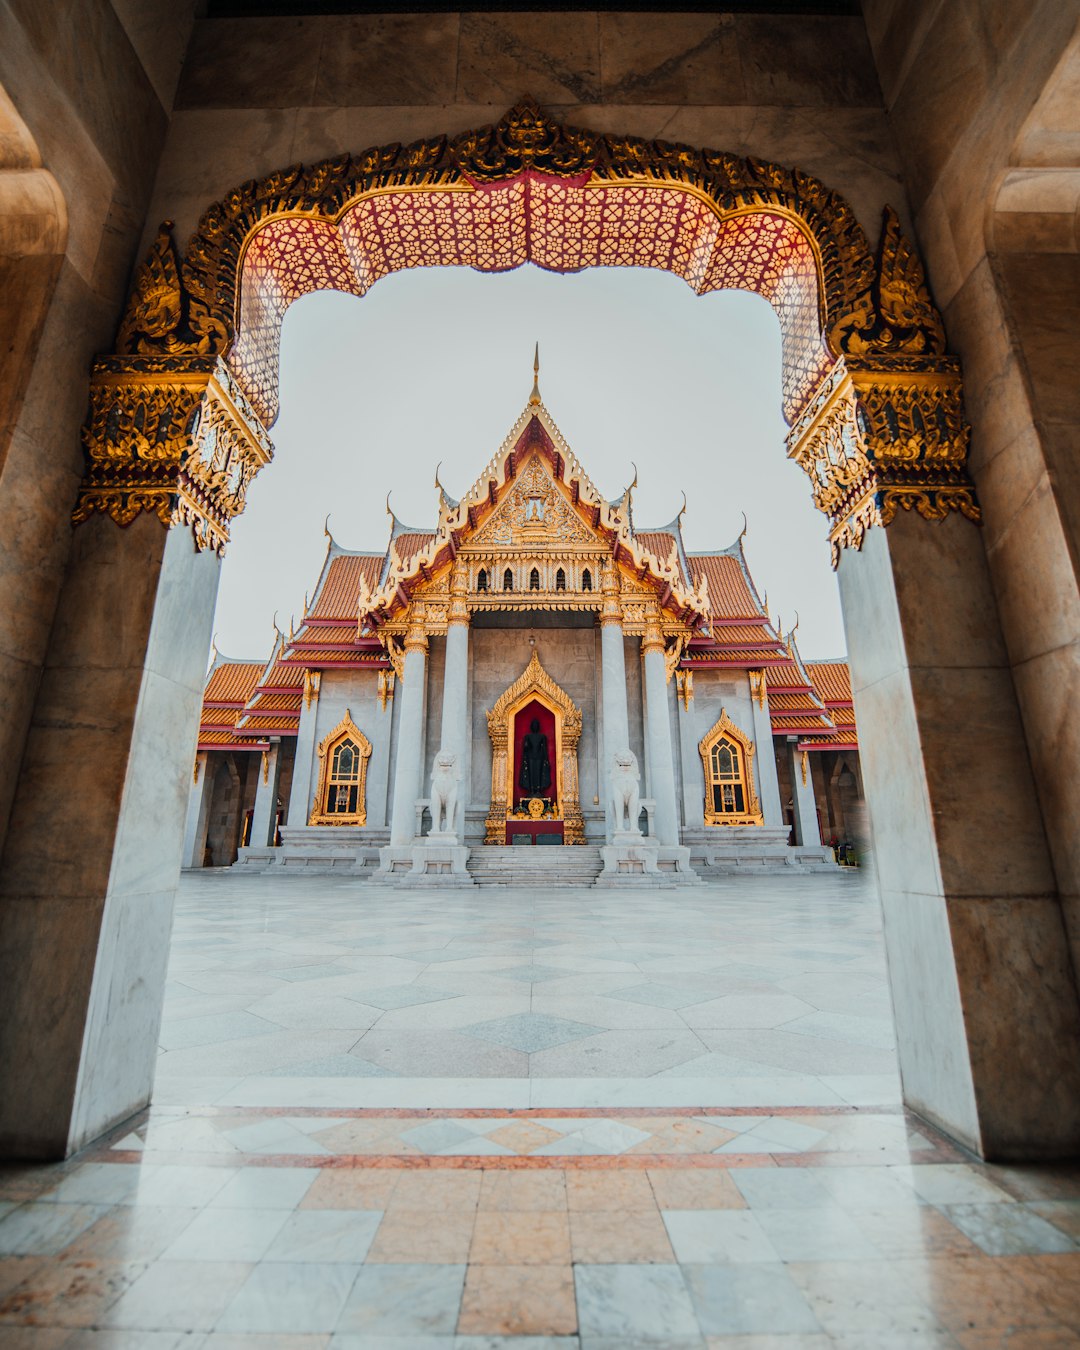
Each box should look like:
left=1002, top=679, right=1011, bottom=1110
left=185, top=370, right=863, bottom=885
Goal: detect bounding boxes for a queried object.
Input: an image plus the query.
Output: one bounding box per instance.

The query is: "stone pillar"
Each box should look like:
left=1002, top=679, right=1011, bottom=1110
left=748, top=672, right=784, bottom=828
left=287, top=673, right=320, bottom=826
left=249, top=741, right=282, bottom=847
left=786, top=740, right=820, bottom=846
left=839, top=512, right=1080, bottom=1159
left=181, top=752, right=212, bottom=868
left=676, top=677, right=703, bottom=829
left=641, top=619, right=679, bottom=845
left=389, top=612, right=428, bottom=846
left=599, top=559, right=630, bottom=840
left=438, top=573, right=470, bottom=837
left=0, top=517, right=221, bottom=1159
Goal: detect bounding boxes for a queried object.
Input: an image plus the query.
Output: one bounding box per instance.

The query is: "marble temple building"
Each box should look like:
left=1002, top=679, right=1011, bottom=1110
left=184, top=371, right=864, bottom=885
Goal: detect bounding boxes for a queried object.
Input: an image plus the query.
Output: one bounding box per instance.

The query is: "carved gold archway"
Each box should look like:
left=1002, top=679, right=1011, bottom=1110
left=77, top=99, right=977, bottom=565
left=485, top=651, right=584, bottom=846
left=699, top=709, right=763, bottom=827
left=308, top=710, right=372, bottom=826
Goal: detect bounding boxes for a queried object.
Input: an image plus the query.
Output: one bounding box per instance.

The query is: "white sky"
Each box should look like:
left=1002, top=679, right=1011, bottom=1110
left=213, top=264, right=845, bottom=661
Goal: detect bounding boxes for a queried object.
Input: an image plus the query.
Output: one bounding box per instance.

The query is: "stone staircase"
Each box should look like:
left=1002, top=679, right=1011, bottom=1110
left=466, top=844, right=604, bottom=888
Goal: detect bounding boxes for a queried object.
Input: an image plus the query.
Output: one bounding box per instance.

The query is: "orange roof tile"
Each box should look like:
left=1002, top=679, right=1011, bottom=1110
left=807, top=661, right=853, bottom=704
left=309, top=554, right=383, bottom=621
left=687, top=554, right=762, bottom=620
left=247, top=692, right=302, bottom=712
left=237, top=714, right=299, bottom=732
left=291, top=625, right=359, bottom=646
left=393, top=532, right=436, bottom=565
left=203, top=661, right=264, bottom=706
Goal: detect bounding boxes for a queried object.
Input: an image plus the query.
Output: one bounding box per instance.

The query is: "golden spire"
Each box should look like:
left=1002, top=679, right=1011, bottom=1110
left=529, top=342, right=541, bottom=405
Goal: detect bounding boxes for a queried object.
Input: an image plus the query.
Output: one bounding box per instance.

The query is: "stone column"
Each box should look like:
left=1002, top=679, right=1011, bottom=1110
left=0, top=516, right=221, bottom=1159
left=748, top=672, right=784, bottom=828
left=438, top=565, right=470, bottom=837
left=181, top=752, right=212, bottom=868
left=641, top=619, right=679, bottom=845
left=786, top=739, right=820, bottom=845
left=839, top=511, right=1080, bottom=1159
left=287, top=672, right=320, bottom=826
left=675, top=678, right=703, bottom=828
left=599, top=559, right=630, bottom=839
left=249, top=741, right=282, bottom=847
left=388, top=611, right=429, bottom=846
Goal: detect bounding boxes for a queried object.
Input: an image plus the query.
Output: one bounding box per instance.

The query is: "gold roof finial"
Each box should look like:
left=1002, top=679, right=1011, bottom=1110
left=739, top=511, right=748, bottom=543
left=323, top=513, right=332, bottom=540
left=678, top=491, right=688, bottom=523
left=529, top=342, right=541, bottom=405
left=209, top=632, right=219, bottom=665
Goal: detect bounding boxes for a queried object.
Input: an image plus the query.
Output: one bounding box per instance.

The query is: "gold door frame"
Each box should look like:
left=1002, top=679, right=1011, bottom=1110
left=485, top=652, right=584, bottom=845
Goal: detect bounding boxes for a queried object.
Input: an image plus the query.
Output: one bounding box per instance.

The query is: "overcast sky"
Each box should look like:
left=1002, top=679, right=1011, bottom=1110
left=213, top=264, right=845, bottom=662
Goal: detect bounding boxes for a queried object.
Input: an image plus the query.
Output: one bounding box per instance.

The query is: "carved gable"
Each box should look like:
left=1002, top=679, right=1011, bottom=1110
left=468, top=453, right=597, bottom=551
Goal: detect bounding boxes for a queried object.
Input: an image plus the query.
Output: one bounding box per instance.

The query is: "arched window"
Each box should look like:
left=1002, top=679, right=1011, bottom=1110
left=328, top=739, right=361, bottom=815
left=309, top=713, right=372, bottom=825
left=699, top=710, right=762, bottom=826
left=555, top=568, right=566, bottom=591
left=503, top=568, right=514, bottom=591
left=477, top=568, right=488, bottom=593
left=529, top=567, right=540, bottom=591
left=581, top=568, right=592, bottom=592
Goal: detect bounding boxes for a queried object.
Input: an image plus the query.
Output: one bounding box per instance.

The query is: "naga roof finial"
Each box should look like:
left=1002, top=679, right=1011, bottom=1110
left=529, top=341, right=541, bottom=405
left=739, top=511, right=748, bottom=543
left=323, top=513, right=332, bottom=540
left=678, top=491, right=688, bottom=523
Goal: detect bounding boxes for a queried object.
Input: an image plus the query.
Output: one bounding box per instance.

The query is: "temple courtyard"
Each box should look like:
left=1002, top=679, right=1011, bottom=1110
left=1, top=871, right=1079, bottom=1344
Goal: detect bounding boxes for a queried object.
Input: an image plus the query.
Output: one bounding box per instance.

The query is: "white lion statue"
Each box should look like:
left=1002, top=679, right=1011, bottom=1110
left=430, top=749, right=459, bottom=835
left=610, top=748, right=641, bottom=835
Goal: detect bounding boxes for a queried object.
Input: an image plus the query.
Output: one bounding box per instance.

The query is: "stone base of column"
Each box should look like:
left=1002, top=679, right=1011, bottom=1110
left=595, top=838, right=699, bottom=887
left=371, top=842, right=476, bottom=887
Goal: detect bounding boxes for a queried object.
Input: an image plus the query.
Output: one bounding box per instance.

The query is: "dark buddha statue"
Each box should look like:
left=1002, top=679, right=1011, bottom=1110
left=519, top=717, right=551, bottom=795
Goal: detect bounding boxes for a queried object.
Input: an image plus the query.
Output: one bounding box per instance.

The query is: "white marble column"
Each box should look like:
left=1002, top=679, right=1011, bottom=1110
left=786, top=739, right=820, bottom=845
left=748, top=671, right=785, bottom=828
left=641, top=620, right=679, bottom=845
left=249, top=740, right=282, bottom=847
left=599, top=560, right=630, bottom=840
left=389, top=615, right=429, bottom=846
left=181, top=752, right=212, bottom=868
left=676, top=679, right=704, bottom=828
left=439, top=575, right=470, bottom=837
left=287, top=672, right=320, bottom=826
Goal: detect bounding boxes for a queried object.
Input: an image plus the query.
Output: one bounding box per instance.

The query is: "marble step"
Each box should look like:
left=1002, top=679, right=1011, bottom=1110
left=467, top=846, right=604, bottom=886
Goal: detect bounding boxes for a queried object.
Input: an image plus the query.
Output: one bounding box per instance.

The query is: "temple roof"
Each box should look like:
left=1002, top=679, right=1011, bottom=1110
left=358, top=397, right=711, bottom=633
left=805, top=659, right=858, bottom=749
left=766, top=631, right=843, bottom=744
left=197, top=652, right=268, bottom=752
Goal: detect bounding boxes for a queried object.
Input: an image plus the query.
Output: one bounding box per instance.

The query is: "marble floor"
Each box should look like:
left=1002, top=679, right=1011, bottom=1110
left=2, top=871, right=1079, bottom=1345
left=156, top=868, right=901, bottom=1111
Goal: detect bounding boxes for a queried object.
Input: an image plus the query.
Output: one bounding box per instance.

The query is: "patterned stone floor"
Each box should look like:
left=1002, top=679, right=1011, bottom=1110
left=2, top=872, right=1078, bottom=1345
left=156, top=868, right=900, bottom=1111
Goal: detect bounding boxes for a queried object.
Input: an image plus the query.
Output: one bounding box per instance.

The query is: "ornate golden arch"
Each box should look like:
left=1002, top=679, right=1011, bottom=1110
left=309, top=710, right=372, bottom=826
left=485, top=651, right=584, bottom=846
left=77, top=99, right=977, bottom=564
left=699, top=709, right=763, bottom=828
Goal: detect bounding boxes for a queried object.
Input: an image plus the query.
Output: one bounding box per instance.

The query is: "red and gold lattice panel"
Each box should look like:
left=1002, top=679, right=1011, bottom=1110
left=230, top=176, right=833, bottom=426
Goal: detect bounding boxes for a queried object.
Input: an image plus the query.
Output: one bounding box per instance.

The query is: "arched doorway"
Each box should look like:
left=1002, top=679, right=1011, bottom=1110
left=2, top=103, right=1078, bottom=1163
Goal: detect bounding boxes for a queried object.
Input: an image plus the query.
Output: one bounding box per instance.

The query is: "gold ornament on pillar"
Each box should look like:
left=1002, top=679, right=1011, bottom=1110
left=74, top=353, right=272, bottom=554
left=447, top=558, right=470, bottom=628
left=599, top=557, right=622, bottom=627
left=261, top=750, right=270, bottom=785
left=749, top=669, right=767, bottom=710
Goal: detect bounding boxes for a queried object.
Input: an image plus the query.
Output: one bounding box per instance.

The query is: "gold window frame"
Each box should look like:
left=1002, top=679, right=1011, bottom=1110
left=699, top=709, right=763, bottom=827
left=309, top=709, right=373, bottom=826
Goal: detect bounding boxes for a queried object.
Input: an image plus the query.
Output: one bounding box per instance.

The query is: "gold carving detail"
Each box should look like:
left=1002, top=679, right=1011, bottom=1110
left=303, top=669, right=321, bottom=709
left=749, top=669, right=767, bottom=711
left=377, top=669, right=395, bottom=710
left=676, top=670, right=694, bottom=711
left=74, top=355, right=272, bottom=553
left=788, top=360, right=978, bottom=568
left=485, top=651, right=584, bottom=846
